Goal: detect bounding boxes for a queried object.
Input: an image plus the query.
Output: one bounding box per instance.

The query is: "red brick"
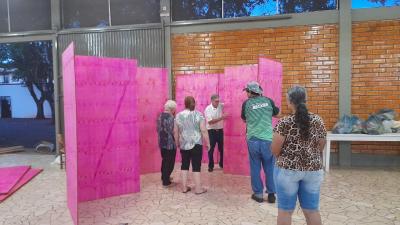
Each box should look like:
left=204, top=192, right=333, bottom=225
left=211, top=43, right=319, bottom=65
left=351, top=20, right=400, bottom=155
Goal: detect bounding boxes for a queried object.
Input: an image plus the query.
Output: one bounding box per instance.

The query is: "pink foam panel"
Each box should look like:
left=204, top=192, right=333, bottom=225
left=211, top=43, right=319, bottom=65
left=175, top=74, right=221, bottom=163
left=0, top=165, right=31, bottom=194
left=74, top=56, right=140, bottom=202
left=258, top=57, right=283, bottom=127
left=0, top=168, right=42, bottom=203
left=62, top=42, right=79, bottom=225
left=136, top=68, right=169, bottom=174
left=222, top=65, right=258, bottom=176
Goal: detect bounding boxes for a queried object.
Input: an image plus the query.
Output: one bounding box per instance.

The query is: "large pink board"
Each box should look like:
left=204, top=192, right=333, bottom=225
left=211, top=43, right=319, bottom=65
left=0, top=168, right=42, bottom=203
left=63, top=43, right=140, bottom=225
left=63, top=43, right=78, bottom=225
left=136, top=68, right=169, bottom=174
left=175, top=74, right=221, bottom=163
left=222, top=65, right=258, bottom=176
left=0, top=165, right=30, bottom=194
left=75, top=56, right=139, bottom=202
left=258, top=57, right=283, bottom=127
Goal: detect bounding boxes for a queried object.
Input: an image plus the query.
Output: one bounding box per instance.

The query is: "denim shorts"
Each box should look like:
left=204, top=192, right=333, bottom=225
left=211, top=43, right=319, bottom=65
left=274, top=166, right=324, bottom=211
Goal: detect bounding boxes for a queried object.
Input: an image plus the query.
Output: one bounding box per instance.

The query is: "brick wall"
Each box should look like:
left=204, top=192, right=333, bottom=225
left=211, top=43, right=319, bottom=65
left=352, top=20, right=400, bottom=155
left=172, top=20, right=400, bottom=155
left=172, top=25, right=339, bottom=130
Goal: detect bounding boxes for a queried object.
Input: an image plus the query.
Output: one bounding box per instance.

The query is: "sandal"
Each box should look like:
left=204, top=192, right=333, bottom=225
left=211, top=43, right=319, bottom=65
left=195, top=189, right=207, bottom=195
left=182, top=187, right=191, bottom=193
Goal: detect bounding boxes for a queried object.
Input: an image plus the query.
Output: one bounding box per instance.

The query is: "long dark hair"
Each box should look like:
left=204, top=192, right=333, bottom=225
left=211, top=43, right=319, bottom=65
left=287, top=86, right=310, bottom=140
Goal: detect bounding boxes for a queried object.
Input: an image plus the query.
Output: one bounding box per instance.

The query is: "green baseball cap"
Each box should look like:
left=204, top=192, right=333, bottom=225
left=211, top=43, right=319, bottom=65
left=243, top=81, right=263, bottom=95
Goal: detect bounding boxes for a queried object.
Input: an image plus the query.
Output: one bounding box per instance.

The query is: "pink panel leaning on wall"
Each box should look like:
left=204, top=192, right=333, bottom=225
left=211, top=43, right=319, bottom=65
left=222, top=65, right=259, bottom=176
left=258, top=57, right=283, bottom=127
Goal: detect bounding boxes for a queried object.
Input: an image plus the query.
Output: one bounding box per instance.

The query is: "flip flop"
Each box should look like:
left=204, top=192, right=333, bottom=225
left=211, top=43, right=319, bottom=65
left=195, top=189, right=207, bottom=195
left=182, top=187, right=191, bottom=193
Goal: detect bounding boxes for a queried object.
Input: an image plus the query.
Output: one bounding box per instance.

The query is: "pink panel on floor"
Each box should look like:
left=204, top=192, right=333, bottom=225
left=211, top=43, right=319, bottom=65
left=258, top=57, right=283, bottom=127
left=62, top=42, right=79, bottom=225
left=0, top=165, right=30, bottom=194
left=0, top=168, right=42, bottom=203
left=175, top=74, right=221, bottom=163
left=74, top=56, right=140, bottom=202
left=136, top=68, right=169, bottom=174
left=222, top=65, right=258, bottom=176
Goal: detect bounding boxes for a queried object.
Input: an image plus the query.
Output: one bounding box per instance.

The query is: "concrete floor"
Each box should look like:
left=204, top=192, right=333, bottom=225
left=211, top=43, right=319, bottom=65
left=0, top=153, right=399, bottom=225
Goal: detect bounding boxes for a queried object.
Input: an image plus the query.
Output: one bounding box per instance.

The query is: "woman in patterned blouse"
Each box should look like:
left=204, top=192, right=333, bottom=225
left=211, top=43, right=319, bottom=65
left=174, top=96, right=210, bottom=194
left=272, top=86, right=327, bottom=225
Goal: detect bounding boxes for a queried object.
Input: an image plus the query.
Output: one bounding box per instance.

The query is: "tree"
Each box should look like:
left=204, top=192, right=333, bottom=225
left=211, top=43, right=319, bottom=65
left=224, top=0, right=271, bottom=17
left=172, top=0, right=222, bottom=20
left=367, top=0, right=400, bottom=6
left=0, top=41, right=54, bottom=120
left=279, top=0, right=335, bottom=13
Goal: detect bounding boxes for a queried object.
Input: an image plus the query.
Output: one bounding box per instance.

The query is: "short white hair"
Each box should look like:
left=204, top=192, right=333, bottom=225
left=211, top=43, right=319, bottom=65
left=164, top=100, right=177, bottom=111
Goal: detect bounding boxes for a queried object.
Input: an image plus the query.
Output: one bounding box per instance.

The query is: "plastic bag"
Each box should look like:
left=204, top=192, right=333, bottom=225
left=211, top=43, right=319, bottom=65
left=382, top=120, right=394, bottom=133
left=51, top=155, right=61, bottom=165
left=376, top=109, right=396, bottom=121
left=332, top=115, right=353, bottom=134
left=350, top=116, right=364, bottom=134
left=332, top=115, right=364, bottom=134
left=365, top=115, right=385, bottom=135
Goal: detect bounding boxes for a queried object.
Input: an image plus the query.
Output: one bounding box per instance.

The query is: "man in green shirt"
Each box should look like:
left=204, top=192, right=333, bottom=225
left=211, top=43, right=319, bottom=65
left=241, top=81, right=279, bottom=203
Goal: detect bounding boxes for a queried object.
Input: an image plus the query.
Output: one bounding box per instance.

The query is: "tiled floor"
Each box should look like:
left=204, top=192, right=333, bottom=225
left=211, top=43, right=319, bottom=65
left=0, top=153, right=399, bottom=225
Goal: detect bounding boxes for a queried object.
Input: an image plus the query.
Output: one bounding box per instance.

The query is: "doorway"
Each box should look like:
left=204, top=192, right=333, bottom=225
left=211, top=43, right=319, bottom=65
left=0, top=96, right=12, bottom=118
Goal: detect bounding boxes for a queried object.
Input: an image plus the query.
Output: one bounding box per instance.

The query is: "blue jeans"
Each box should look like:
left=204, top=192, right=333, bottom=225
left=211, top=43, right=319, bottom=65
left=247, top=137, right=275, bottom=197
left=274, top=166, right=324, bottom=211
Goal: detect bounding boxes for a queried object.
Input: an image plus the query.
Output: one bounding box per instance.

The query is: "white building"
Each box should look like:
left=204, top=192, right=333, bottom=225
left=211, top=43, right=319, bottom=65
left=0, top=74, right=52, bottom=119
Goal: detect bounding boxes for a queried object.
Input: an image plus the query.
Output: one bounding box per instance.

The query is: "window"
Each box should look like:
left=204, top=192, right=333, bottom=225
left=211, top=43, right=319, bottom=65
left=3, top=75, right=10, bottom=83
left=352, top=0, right=400, bottom=8
left=62, top=0, right=162, bottom=28
left=110, top=0, right=161, bottom=26
left=9, top=0, right=51, bottom=32
left=172, top=0, right=222, bottom=21
left=172, top=0, right=337, bottom=21
left=224, top=0, right=278, bottom=18
left=63, top=0, right=109, bottom=29
left=0, top=0, right=8, bottom=33
left=278, top=0, right=336, bottom=14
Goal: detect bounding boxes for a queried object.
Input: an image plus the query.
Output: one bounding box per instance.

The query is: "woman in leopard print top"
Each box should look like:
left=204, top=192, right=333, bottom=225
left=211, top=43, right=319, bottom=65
left=271, top=86, right=326, bottom=225
left=274, top=113, right=326, bottom=171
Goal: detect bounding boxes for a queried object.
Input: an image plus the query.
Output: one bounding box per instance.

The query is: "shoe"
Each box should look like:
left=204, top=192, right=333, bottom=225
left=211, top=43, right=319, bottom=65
left=219, top=164, right=223, bottom=169
left=162, top=182, right=176, bottom=188
left=251, top=194, right=264, bottom=203
left=208, top=168, right=213, bottom=172
left=267, top=193, right=276, bottom=203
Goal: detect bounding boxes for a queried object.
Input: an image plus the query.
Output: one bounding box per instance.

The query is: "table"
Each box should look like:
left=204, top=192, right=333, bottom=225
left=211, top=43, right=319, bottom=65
left=324, top=132, right=400, bottom=171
